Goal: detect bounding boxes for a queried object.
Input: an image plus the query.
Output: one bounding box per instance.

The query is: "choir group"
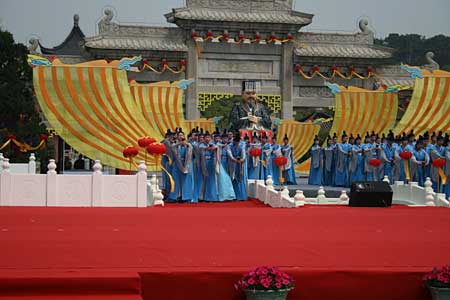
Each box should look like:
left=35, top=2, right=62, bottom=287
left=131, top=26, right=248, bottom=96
left=161, top=128, right=297, bottom=203
left=309, top=130, right=450, bottom=198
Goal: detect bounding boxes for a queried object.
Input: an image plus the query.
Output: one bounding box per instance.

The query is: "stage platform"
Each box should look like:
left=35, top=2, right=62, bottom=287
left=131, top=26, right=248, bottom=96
left=287, top=177, right=349, bottom=197
left=1, top=200, right=449, bottom=300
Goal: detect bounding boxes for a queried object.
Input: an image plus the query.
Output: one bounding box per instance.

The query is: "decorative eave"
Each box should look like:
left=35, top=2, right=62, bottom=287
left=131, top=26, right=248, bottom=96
left=39, top=14, right=85, bottom=56
left=165, top=7, right=313, bottom=30
left=294, top=44, right=394, bottom=59
left=84, top=36, right=188, bottom=52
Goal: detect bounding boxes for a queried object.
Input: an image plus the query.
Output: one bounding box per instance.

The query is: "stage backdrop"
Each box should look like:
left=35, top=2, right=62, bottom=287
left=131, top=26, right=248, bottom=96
left=33, top=59, right=190, bottom=170
left=393, top=69, right=450, bottom=135
left=328, top=86, right=399, bottom=139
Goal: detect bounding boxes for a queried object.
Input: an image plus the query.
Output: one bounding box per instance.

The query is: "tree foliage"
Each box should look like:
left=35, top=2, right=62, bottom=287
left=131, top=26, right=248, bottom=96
left=375, top=34, right=450, bottom=71
left=0, top=28, right=46, bottom=161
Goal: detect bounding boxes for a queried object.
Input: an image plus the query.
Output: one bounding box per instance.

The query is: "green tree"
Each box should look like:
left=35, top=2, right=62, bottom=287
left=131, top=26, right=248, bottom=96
left=0, top=28, right=46, bottom=161
left=376, top=34, right=450, bottom=71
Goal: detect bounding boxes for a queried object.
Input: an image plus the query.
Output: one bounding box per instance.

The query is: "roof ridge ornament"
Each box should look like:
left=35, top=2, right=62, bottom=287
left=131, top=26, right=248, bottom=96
left=73, top=14, right=79, bottom=27
left=99, top=8, right=118, bottom=35
left=422, top=52, right=440, bottom=72
left=358, top=18, right=373, bottom=35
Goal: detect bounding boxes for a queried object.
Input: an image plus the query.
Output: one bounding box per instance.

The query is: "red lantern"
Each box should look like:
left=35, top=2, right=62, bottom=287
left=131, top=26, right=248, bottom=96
left=399, top=151, right=412, bottom=160
left=274, top=156, right=288, bottom=167
left=40, top=134, right=48, bottom=141
left=367, top=66, right=374, bottom=75
left=180, top=60, right=187, bottom=67
left=238, top=33, right=245, bottom=40
left=123, top=146, right=139, bottom=158
left=249, top=148, right=262, bottom=157
left=191, top=32, right=197, bottom=38
left=369, top=158, right=381, bottom=167
left=223, top=33, right=230, bottom=39
left=138, top=137, right=155, bottom=148
left=349, top=66, right=356, bottom=73
left=432, top=158, right=446, bottom=169
left=332, top=66, right=339, bottom=72
left=207, top=31, right=213, bottom=37
left=146, top=144, right=166, bottom=156
left=287, top=33, right=294, bottom=40
left=269, top=34, right=277, bottom=41
left=161, top=59, right=168, bottom=66
left=255, top=33, right=261, bottom=40
left=312, top=65, right=320, bottom=73
left=295, top=65, right=302, bottom=72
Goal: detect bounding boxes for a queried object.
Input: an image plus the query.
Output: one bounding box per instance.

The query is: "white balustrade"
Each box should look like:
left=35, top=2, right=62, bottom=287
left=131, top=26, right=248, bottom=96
left=0, top=159, right=149, bottom=207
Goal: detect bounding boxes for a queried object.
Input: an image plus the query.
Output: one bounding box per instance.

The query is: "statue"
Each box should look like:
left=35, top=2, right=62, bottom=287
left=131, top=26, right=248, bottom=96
left=422, top=52, right=440, bottom=72
left=229, top=81, right=272, bottom=138
left=98, top=9, right=118, bottom=35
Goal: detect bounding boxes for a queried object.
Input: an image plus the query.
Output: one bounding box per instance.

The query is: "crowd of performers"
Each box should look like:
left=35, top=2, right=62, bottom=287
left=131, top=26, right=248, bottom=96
left=161, top=128, right=297, bottom=203
left=309, top=130, right=450, bottom=198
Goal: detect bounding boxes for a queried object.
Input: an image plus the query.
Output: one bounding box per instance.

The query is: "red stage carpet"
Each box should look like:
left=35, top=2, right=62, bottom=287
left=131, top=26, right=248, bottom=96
left=1, top=200, right=450, bottom=300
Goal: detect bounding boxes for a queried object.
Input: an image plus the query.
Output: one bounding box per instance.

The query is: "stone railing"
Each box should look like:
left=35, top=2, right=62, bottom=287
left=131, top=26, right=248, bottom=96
left=0, top=153, right=37, bottom=174
left=0, top=159, right=149, bottom=207
left=248, top=176, right=450, bottom=208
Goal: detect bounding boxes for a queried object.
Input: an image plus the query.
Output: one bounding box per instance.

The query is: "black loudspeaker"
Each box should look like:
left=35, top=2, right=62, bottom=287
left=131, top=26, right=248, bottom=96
left=349, top=181, right=393, bottom=207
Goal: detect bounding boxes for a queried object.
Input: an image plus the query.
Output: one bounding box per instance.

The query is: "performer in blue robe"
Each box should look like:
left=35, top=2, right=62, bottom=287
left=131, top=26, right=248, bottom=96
left=411, top=138, right=429, bottom=187
left=191, top=134, right=204, bottom=202
left=381, top=135, right=396, bottom=183
left=248, top=134, right=262, bottom=180
left=429, top=135, right=446, bottom=193
left=394, top=137, right=414, bottom=182
left=323, top=136, right=335, bottom=186
left=168, top=138, right=195, bottom=202
left=424, top=132, right=433, bottom=179
left=308, top=136, right=323, bottom=185
left=227, top=136, right=248, bottom=200
left=199, top=133, right=219, bottom=201
left=281, top=135, right=297, bottom=185
left=260, top=133, right=272, bottom=181
left=349, top=135, right=365, bottom=183
left=161, top=131, right=175, bottom=199
left=271, top=140, right=283, bottom=186
left=218, top=133, right=230, bottom=171
left=445, top=144, right=450, bottom=199
left=335, top=132, right=351, bottom=187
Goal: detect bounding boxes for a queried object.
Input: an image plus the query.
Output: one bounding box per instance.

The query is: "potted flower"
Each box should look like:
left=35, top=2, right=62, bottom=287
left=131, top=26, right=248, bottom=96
left=236, top=266, right=294, bottom=300
left=424, top=266, right=450, bottom=300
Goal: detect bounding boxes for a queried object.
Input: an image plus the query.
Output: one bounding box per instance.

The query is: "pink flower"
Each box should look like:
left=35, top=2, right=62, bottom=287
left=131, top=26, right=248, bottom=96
left=261, top=269, right=268, bottom=275
left=282, top=279, right=290, bottom=285
left=248, top=278, right=255, bottom=285
left=262, top=281, right=270, bottom=289
left=276, top=282, right=282, bottom=289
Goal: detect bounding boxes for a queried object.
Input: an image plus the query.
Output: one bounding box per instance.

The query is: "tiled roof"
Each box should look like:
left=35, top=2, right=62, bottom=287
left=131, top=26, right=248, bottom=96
left=295, top=45, right=393, bottom=59
left=84, top=36, right=188, bottom=52
left=166, top=8, right=312, bottom=25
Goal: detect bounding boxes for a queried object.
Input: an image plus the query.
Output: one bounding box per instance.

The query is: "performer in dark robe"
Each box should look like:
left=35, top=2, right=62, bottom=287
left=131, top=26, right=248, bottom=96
left=229, top=81, right=272, bottom=133
left=308, top=136, right=323, bottom=185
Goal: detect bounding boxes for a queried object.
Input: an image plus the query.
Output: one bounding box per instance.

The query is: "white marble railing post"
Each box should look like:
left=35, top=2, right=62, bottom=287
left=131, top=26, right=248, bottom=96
left=383, top=176, right=390, bottom=184
left=28, top=153, right=36, bottom=174
left=294, top=190, right=305, bottom=207
left=317, top=186, right=326, bottom=203
left=91, top=160, right=103, bottom=207
left=0, top=153, right=4, bottom=172
left=339, top=190, right=349, bottom=204
left=46, top=159, right=57, bottom=206
left=136, top=161, right=148, bottom=207
left=0, top=158, right=11, bottom=205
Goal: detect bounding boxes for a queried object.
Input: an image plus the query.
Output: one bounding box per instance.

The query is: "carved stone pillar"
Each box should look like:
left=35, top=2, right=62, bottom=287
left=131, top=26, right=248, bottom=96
left=281, top=42, right=294, bottom=120
left=186, top=39, right=200, bottom=120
